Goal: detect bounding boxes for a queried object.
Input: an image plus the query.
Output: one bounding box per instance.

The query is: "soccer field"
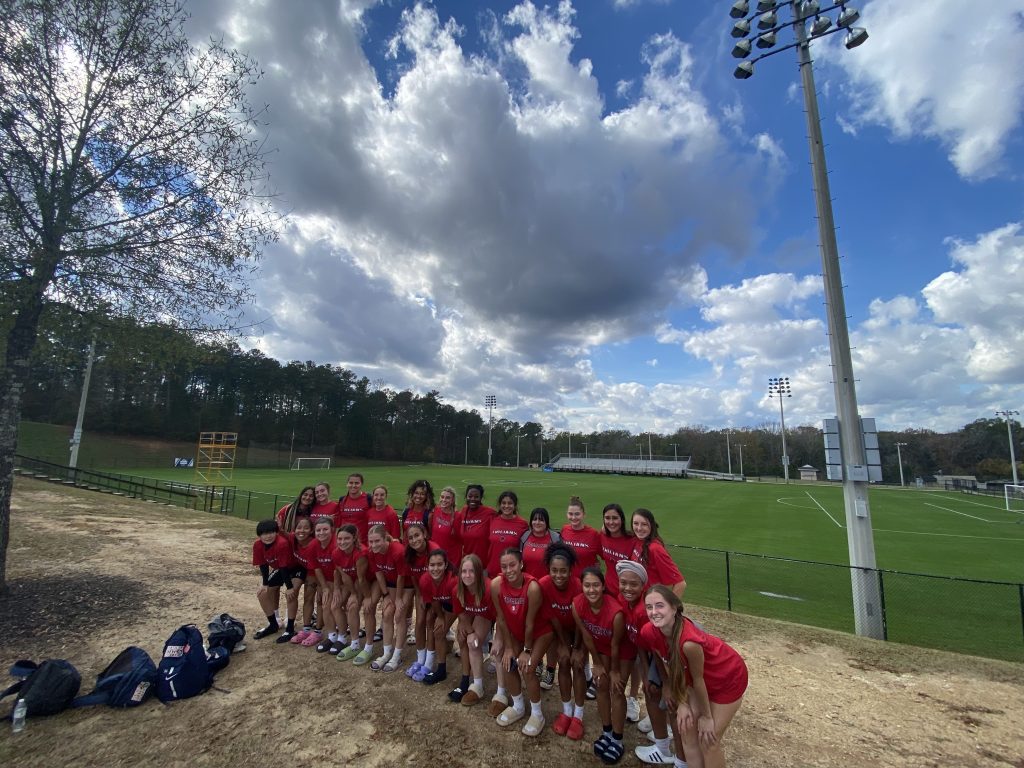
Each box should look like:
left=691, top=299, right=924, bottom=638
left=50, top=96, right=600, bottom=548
left=132, top=463, right=1024, bottom=582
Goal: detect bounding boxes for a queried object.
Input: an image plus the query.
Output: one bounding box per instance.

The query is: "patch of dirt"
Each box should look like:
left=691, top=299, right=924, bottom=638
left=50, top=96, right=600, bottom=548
left=1, top=478, right=1023, bottom=767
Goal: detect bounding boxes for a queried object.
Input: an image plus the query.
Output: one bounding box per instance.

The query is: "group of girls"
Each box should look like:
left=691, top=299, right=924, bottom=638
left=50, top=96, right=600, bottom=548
left=251, top=475, right=748, bottom=768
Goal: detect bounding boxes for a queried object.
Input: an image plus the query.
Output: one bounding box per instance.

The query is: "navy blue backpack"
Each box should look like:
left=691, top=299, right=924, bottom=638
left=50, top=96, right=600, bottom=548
left=157, top=625, right=214, bottom=702
left=72, top=646, right=158, bottom=709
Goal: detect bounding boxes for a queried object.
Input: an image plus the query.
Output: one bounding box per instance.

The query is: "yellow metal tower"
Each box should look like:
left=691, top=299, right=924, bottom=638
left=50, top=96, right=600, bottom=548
left=194, top=431, right=238, bottom=484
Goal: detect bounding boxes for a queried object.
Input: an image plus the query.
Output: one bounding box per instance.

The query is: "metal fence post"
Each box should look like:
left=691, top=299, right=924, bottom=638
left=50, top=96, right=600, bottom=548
left=725, top=551, right=732, bottom=612
left=877, top=569, right=888, bottom=641
left=1019, top=584, right=1024, bottom=645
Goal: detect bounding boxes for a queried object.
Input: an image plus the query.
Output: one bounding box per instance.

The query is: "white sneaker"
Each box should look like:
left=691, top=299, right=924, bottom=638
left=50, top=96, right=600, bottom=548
left=626, top=695, right=641, bottom=722
left=637, top=714, right=653, bottom=734
left=635, top=744, right=674, bottom=764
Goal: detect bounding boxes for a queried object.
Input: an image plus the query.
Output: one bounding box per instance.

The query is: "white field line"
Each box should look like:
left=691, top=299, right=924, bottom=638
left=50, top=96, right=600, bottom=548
left=924, top=502, right=991, bottom=523
left=939, top=496, right=1011, bottom=511
left=873, top=527, right=1024, bottom=542
left=805, top=491, right=844, bottom=528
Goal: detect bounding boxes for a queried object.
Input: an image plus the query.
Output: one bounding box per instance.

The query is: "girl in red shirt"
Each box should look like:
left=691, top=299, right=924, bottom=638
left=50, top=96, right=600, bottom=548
left=430, top=485, right=461, bottom=560
left=573, top=567, right=632, bottom=764
left=520, top=506, right=561, bottom=579
left=600, top=503, right=634, bottom=597
left=360, top=524, right=409, bottom=672
left=418, top=548, right=458, bottom=685
left=332, top=525, right=369, bottom=662
left=367, top=485, right=401, bottom=541
left=252, top=519, right=294, bottom=640
left=401, top=479, right=435, bottom=541
left=288, top=517, right=320, bottom=645
left=538, top=543, right=585, bottom=741
left=631, top=508, right=686, bottom=597
left=276, top=486, right=315, bottom=532
left=450, top=553, right=494, bottom=707
left=490, top=547, right=545, bottom=737
left=643, top=585, right=748, bottom=768
left=404, top=523, right=438, bottom=681
left=311, top=482, right=340, bottom=528
left=486, top=491, right=529, bottom=576
left=311, top=517, right=344, bottom=653
left=561, top=495, right=601, bottom=578
left=337, top=473, right=371, bottom=543
left=454, top=485, right=495, bottom=565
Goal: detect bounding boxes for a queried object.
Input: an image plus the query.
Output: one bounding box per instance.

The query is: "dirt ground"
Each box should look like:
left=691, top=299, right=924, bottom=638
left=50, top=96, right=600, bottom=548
left=0, top=478, right=1022, bottom=768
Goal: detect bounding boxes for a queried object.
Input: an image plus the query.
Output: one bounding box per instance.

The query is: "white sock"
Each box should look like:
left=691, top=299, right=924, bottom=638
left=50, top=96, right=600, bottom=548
left=530, top=699, right=543, bottom=717
left=574, top=704, right=585, bottom=720
left=425, top=650, right=436, bottom=668
left=512, top=693, right=525, bottom=713
left=390, top=647, right=401, bottom=660
left=673, top=759, right=688, bottom=768
left=584, top=661, right=593, bottom=681
left=496, top=686, right=508, bottom=699
left=562, top=699, right=573, bottom=717
left=339, top=633, right=349, bottom=644
left=383, top=645, right=393, bottom=657
left=473, top=677, right=484, bottom=690
left=273, top=610, right=280, bottom=620
left=349, top=640, right=361, bottom=651
left=328, top=632, right=338, bottom=642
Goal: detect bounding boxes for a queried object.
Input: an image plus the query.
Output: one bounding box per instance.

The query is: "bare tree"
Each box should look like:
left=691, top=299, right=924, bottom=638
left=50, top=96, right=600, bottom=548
left=0, top=0, right=278, bottom=589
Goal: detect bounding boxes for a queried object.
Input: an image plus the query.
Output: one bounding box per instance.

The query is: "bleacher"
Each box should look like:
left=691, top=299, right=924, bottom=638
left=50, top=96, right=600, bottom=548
left=547, top=454, right=743, bottom=481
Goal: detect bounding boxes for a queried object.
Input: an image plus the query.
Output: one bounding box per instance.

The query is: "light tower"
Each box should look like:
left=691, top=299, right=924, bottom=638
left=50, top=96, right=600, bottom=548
left=894, top=441, right=907, bottom=487
left=996, top=410, right=1020, bottom=487
left=485, top=395, right=496, bottom=468
left=767, top=377, right=791, bottom=483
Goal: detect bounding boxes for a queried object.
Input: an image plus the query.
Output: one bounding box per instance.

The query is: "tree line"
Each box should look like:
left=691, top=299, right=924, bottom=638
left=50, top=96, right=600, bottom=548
left=17, top=313, right=1021, bottom=482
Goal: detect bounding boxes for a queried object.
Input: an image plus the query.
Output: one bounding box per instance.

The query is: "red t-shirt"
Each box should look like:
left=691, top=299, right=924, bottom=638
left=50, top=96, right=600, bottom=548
left=521, top=532, right=558, bottom=580
left=406, top=541, right=440, bottom=588
left=310, top=539, right=338, bottom=581
left=311, top=501, right=341, bottom=528
left=337, top=493, right=371, bottom=543
left=560, top=524, right=602, bottom=578
left=455, top=504, right=496, bottom=564
left=290, top=534, right=316, bottom=571
left=631, top=540, right=684, bottom=588
left=367, top=540, right=408, bottom=586
left=252, top=535, right=294, bottom=569
left=600, top=533, right=635, bottom=596
left=332, top=543, right=368, bottom=583
left=419, top=571, right=458, bottom=605
left=538, top=574, right=582, bottom=636
left=496, top=573, right=536, bottom=643
left=275, top=505, right=312, bottom=531
left=402, top=506, right=431, bottom=538
left=622, top=598, right=649, bottom=648
left=573, top=592, right=633, bottom=660
left=486, top=515, right=529, bottom=576
left=429, top=506, right=460, bottom=561
left=638, top=619, right=748, bottom=704
left=367, top=505, right=401, bottom=541
left=451, top=583, right=495, bottom=621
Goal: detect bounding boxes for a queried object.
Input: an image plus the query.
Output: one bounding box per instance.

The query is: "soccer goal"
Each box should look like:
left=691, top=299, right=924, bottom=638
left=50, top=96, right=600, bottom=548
left=1005, top=484, right=1024, bottom=513
left=292, top=457, right=331, bottom=470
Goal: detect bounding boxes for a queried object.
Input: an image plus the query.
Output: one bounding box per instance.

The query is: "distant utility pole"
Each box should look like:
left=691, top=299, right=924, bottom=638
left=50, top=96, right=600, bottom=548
left=894, top=441, right=907, bottom=487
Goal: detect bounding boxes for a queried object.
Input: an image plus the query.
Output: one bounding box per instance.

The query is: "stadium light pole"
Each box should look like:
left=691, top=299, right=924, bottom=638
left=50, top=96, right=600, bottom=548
left=583, top=442, right=589, bottom=459
left=726, top=428, right=733, bottom=474
left=738, top=443, right=746, bottom=477
left=68, top=335, right=97, bottom=471
left=767, top=377, right=791, bottom=483
left=516, top=432, right=521, bottom=468
left=894, top=441, right=907, bottom=487
left=485, top=395, right=496, bottom=468
left=996, top=410, right=1020, bottom=486
left=732, top=0, right=883, bottom=639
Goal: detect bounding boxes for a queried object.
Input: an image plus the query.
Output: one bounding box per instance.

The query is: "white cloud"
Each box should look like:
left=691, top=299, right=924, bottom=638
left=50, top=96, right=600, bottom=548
left=825, top=0, right=1024, bottom=179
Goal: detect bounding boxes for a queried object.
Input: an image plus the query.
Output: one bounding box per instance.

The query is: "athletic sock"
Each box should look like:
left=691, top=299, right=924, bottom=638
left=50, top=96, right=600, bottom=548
left=496, top=686, right=508, bottom=699
left=435, top=662, right=446, bottom=676
left=349, top=640, right=361, bottom=651
left=512, top=694, right=525, bottom=713
left=562, top=699, right=573, bottom=717
left=472, top=676, right=483, bottom=690
left=339, top=633, right=350, bottom=645
left=424, top=650, right=436, bottom=668
left=383, top=645, right=393, bottom=658
left=417, top=649, right=427, bottom=665
left=612, top=731, right=623, bottom=742
left=460, top=674, right=471, bottom=690
left=574, top=704, right=585, bottom=720
left=273, top=610, right=280, bottom=621
left=328, top=632, right=338, bottom=642
left=286, top=619, right=295, bottom=633
left=655, top=737, right=673, bottom=756
left=673, top=759, right=688, bottom=768
left=265, top=614, right=279, bottom=629
left=603, top=724, right=613, bottom=736
left=530, top=700, right=543, bottom=717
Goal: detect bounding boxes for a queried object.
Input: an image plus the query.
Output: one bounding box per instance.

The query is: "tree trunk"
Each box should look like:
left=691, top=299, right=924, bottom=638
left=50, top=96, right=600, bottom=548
left=0, top=268, right=52, bottom=593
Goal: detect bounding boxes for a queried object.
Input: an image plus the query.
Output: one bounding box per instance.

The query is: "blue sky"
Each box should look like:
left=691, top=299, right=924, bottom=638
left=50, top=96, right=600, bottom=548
left=187, top=0, right=1024, bottom=434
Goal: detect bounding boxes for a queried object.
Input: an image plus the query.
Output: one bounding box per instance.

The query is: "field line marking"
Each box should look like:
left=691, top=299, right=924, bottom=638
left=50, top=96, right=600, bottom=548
left=942, top=496, right=1011, bottom=511
left=873, top=527, right=1024, bottom=542
left=924, top=502, right=991, bottom=523
left=805, top=492, right=843, bottom=528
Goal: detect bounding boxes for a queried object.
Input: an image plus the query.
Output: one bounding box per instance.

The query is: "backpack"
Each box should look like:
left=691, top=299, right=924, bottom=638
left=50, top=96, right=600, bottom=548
left=207, top=613, right=246, bottom=655
left=72, top=647, right=157, bottom=709
left=156, top=625, right=214, bottom=702
left=2, top=659, right=81, bottom=717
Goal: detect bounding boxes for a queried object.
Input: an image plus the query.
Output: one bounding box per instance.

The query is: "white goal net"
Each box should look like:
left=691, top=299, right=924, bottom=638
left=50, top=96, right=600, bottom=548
left=1005, top=484, right=1024, bottom=513
left=292, top=457, right=331, bottom=470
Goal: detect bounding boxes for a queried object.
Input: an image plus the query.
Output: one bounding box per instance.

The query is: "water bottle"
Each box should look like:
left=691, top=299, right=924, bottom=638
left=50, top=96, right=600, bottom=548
left=11, top=697, right=27, bottom=733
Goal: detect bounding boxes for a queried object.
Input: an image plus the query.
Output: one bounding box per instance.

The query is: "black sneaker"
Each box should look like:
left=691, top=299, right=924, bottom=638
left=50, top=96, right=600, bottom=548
left=586, top=680, right=598, bottom=700
left=276, top=631, right=296, bottom=644
left=373, top=628, right=383, bottom=642
left=254, top=624, right=279, bottom=640
left=423, top=669, right=447, bottom=685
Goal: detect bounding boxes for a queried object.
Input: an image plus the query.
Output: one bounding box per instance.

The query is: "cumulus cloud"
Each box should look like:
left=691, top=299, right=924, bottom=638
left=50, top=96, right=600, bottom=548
left=824, top=0, right=1024, bottom=179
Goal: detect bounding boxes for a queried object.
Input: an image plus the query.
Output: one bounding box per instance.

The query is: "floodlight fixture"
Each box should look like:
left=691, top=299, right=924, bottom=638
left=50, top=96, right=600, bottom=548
left=732, top=39, right=753, bottom=58
left=811, top=15, right=832, bottom=35
left=756, top=32, right=777, bottom=49
left=731, top=19, right=751, bottom=38
left=730, top=0, right=749, bottom=19
left=756, top=0, right=776, bottom=11
left=838, top=6, right=861, bottom=27
left=757, top=10, right=777, bottom=29
left=844, top=27, right=869, bottom=49
left=734, top=60, right=755, bottom=79
left=800, top=0, right=820, bottom=17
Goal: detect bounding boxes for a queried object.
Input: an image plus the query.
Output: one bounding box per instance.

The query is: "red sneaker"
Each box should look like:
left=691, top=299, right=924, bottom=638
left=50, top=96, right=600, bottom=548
left=566, top=716, right=585, bottom=741
left=553, top=713, right=572, bottom=736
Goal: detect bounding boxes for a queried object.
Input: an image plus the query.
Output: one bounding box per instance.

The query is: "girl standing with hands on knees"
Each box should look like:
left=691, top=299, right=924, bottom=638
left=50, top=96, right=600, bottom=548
left=642, top=585, right=748, bottom=768
left=449, top=553, right=495, bottom=706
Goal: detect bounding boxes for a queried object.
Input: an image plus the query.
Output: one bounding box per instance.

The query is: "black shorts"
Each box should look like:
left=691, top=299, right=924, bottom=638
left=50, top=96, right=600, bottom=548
left=288, top=567, right=307, bottom=585
left=264, top=568, right=288, bottom=588
left=440, top=600, right=453, bottom=614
